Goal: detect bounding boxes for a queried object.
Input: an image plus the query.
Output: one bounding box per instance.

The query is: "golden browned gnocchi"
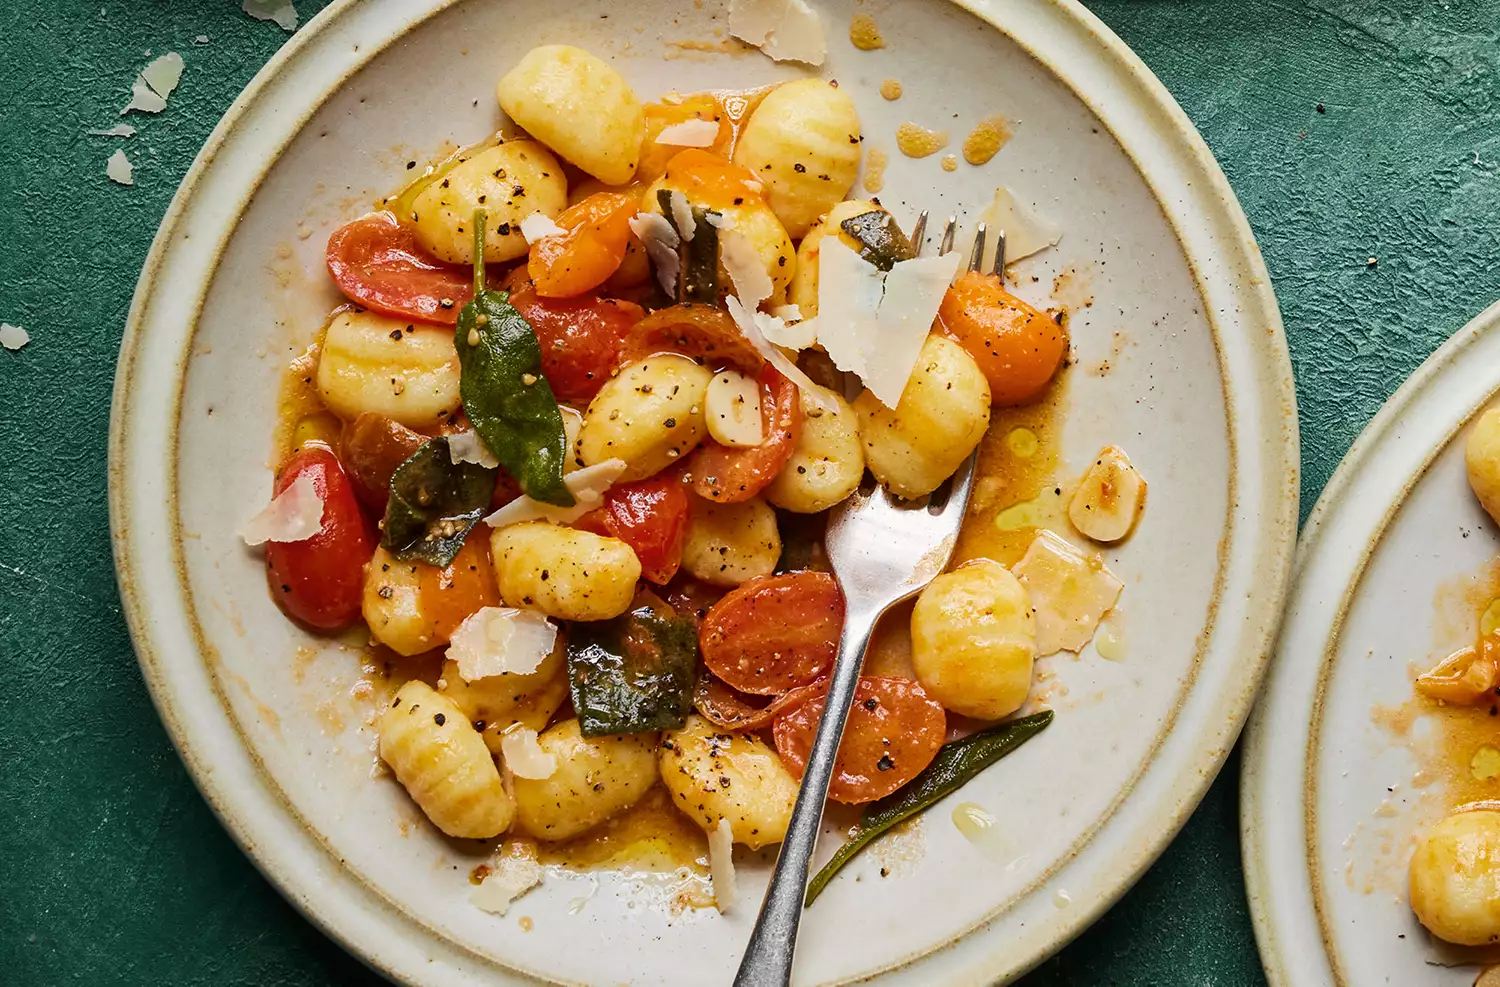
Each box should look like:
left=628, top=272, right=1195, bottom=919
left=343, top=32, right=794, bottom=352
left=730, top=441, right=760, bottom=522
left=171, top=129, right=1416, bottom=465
left=316, top=310, right=459, bottom=429
left=378, top=681, right=515, bottom=839
left=681, top=496, right=781, bottom=586
left=1409, top=809, right=1500, bottom=945
left=1466, top=407, right=1500, bottom=526
left=786, top=199, right=884, bottom=318
left=576, top=355, right=711, bottom=480
left=733, top=79, right=863, bottom=239
left=856, top=335, right=992, bottom=498
left=659, top=715, right=798, bottom=849
left=438, top=646, right=569, bottom=755
left=511, top=718, right=659, bottom=841
left=765, top=384, right=864, bottom=513
left=490, top=522, right=640, bottom=621
left=496, top=45, right=645, bottom=186
left=409, top=141, right=567, bottom=264
left=911, top=561, right=1036, bottom=719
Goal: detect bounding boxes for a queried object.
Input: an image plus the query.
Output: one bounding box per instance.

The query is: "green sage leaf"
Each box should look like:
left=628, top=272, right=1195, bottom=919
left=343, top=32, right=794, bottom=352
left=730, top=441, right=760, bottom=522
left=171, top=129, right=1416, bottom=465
left=567, top=599, right=699, bottom=737
left=657, top=188, right=720, bottom=304
left=380, top=437, right=495, bottom=567
left=840, top=209, right=916, bottom=272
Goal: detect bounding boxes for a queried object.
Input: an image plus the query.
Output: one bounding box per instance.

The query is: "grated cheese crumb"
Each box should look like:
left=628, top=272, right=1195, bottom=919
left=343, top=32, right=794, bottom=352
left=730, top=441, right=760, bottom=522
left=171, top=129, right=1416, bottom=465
left=447, top=607, right=557, bottom=681
left=241, top=474, right=324, bottom=546
left=709, top=818, right=738, bottom=913
left=243, top=0, right=300, bottom=31
left=88, top=124, right=137, bottom=138
left=472, top=844, right=542, bottom=916
left=519, top=211, right=566, bottom=244
left=655, top=118, right=720, bottom=148
left=106, top=149, right=135, bottom=186
left=447, top=430, right=500, bottom=469
left=0, top=324, right=30, bottom=351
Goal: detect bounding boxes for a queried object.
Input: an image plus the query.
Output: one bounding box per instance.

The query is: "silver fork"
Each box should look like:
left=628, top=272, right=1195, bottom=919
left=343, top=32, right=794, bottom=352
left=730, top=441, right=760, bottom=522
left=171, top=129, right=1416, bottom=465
left=732, top=215, right=1002, bottom=987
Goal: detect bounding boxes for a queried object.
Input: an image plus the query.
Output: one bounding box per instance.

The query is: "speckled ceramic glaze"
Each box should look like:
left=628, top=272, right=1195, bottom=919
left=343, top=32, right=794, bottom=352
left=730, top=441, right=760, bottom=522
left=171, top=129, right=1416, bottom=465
left=109, top=1, right=1296, bottom=983
left=1243, top=301, right=1500, bottom=987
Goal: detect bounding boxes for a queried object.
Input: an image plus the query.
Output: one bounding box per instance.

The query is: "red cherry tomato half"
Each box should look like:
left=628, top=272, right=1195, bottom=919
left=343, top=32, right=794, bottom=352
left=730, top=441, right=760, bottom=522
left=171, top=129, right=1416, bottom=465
left=326, top=212, right=474, bottom=325
left=773, top=676, right=947, bottom=804
left=576, top=471, right=692, bottom=584
left=693, top=673, right=827, bottom=732
left=692, top=365, right=801, bottom=504
left=699, top=571, right=843, bottom=694
left=264, top=446, right=375, bottom=632
left=504, top=268, right=645, bottom=404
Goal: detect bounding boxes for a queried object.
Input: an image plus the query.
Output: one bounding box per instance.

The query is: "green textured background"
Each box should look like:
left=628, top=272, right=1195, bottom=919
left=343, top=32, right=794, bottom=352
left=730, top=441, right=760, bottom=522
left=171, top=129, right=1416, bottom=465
left=3, top=1, right=1498, bottom=983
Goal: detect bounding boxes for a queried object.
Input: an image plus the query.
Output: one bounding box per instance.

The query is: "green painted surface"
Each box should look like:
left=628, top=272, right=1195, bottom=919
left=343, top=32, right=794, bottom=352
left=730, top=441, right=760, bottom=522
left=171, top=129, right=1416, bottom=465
left=2, top=1, right=1498, bottom=983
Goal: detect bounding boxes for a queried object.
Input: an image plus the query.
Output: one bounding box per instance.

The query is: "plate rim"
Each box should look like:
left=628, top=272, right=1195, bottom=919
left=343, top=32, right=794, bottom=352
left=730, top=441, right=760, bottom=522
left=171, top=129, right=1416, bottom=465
left=1241, top=300, right=1500, bottom=987
left=108, top=0, right=1300, bottom=983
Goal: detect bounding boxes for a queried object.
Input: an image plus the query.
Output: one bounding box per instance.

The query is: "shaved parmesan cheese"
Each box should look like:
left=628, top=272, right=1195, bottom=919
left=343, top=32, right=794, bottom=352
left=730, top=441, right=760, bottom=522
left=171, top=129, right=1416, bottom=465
left=668, top=190, right=696, bottom=243
left=863, top=252, right=963, bottom=406
left=1012, top=529, right=1123, bottom=656
left=88, top=124, right=136, bottom=137
left=726, top=295, right=833, bottom=412
left=721, top=231, right=774, bottom=309
left=448, top=607, right=558, bottom=681
left=500, top=726, right=557, bottom=780
left=656, top=118, right=720, bottom=148
left=730, top=0, right=827, bottom=67
left=705, top=211, right=736, bottom=231
left=472, top=844, right=541, bottom=916
left=483, top=458, right=627, bottom=529
left=757, top=311, right=817, bottom=350
left=106, top=150, right=134, bottom=186
left=958, top=186, right=1063, bottom=275
left=141, top=52, right=184, bottom=101
left=121, top=77, right=166, bottom=115
left=520, top=211, right=566, bottom=244
left=771, top=304, right=802, bottom=323
left=448, top=430, right=499, bottom=469
left=0, top=324, right=30, bottom=351
left=243, top=0, right=300, bottom=32
left=814, top=237, right=886, bottom=379
left=709, top=817, right=738, bottom=912
left=241, top=475, right=324, bottom=546
left=560, top=406, right=584, bottom=472
left=629, top=212, right=681, bottom=298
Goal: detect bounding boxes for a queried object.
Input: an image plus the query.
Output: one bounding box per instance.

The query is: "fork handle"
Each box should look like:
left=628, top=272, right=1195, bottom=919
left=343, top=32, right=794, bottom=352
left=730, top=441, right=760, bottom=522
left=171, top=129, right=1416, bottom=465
left=732, top=614, right=878, bottom=987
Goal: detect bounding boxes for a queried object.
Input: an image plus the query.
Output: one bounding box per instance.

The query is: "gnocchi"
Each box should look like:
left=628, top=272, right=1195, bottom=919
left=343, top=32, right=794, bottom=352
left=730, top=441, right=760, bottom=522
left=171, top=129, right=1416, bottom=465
left=362, top=537, right=498, bottom=657
left=680, top=496, right=782, bottom=586
left=378, top=681, right=515, bottom=839
left=576, top=355, right=712, bottom=481
left=911, top=561, right=1036, bottom=719
left=316, top=310, right=460, bottom=429
left=1409, top=809, right=1500, bottom=946
left=659, top=715, right=798, bottom=849
left=511, top=718, right=659, bottom=841
left=765, top=384, right=864, bottom=514
left=856, top=335, right=992, bottom=498
left=786, top=199, right=884, bottom=318
left=733, top=79, right=863, bottom=239
left=1466, top=407, right=1500, bottom=526
left=490, top=522, right=641, bottom=621
left=409, top=141, right=567, bottom=264
left=438, top=644, right=569, bottom=755
left=496, top=45, right=645, bottom=186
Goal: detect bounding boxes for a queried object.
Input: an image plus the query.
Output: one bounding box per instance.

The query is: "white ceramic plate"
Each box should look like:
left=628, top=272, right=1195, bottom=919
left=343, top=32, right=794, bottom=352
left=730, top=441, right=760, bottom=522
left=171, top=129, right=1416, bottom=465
left=110, top=1, right=1296, bottom=983
left=1243, top=302, right=1500, bottom=986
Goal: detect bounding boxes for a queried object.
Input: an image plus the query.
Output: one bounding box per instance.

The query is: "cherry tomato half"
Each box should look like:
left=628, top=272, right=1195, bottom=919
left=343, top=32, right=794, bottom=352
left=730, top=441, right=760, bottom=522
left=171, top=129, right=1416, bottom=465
left=265, top=446, right=375, bottom=632
left=340, top=413, right=425, bottom=512
left=505, top=267, right=645, bottom=404
left=700, top=570, right=843, bottom=694
left=693, top=673, right=827, bottom=732
left=773, top=676, right=947, bottom=804
left=618, top=303, right=765, bottom=374
left=576, top=471, right=692, bottom=585
left=937, top=271, right=1067, bottom=407
left=528, top=192, right=637, bottom=299
left=692, top=364, right=800, bottom=503
left=326, top=212, right=473, bottom=326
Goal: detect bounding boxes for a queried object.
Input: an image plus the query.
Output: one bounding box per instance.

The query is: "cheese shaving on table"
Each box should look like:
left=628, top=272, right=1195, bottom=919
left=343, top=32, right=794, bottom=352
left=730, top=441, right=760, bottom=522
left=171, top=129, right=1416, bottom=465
left=655, top=118, right=720, bottom=147
left=729, top=0, right=828, bottom=66
left=471, top=844, right=541, bottom=916
left=243, top=0, right=300, bottom=32
left=709, top=817, right=738, bottom=913
left=120, top=52, right=183, bottom=115
left=241, top=475, right=324, bottom=546
left=629, top=212, right=681, bottom=298
left=519, top=211, right=566, bottom=244
left=447, top=607, right=557, bottom=680
left=956, top=186, right=1063, bottom=276
left=88, top=124, right=136, bottom=138
left=499, top=726, right=557, bottom=780
left=106, top=150, right=134, bottom=186
left=1011, top=529, right=1123, bottom=656
left=483, top=458, right=627, bottom=528
left=0, top=324, right=30, bottom=351
left=447, top=430, right=500, bottom=469
left=667, top=190, right=696, bottom=242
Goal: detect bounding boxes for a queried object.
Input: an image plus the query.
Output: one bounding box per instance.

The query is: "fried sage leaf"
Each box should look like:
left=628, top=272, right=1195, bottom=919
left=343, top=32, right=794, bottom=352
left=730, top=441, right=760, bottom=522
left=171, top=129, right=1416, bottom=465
left=567, top=596, right=698, bottom=737
left=455, top=211, right=573, bottom=507
left=381, top=437, right=495, bottom=566
left=805, top=709, right=1055, bottom=905
left=839, top=209, right=916, bottom=272
left=657, top=188, right=720, bottom=304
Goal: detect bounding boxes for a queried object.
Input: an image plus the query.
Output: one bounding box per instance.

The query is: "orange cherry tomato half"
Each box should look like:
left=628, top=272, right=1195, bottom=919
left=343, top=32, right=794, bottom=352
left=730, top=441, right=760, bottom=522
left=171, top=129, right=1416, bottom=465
left=504, top=267, right=645, bottom=404
left=581, top=471, right=693, bottom=585
left=264, top=446, right=376, bottom=632
left=406, top=531, right=502, bottom=644
left=528, top=192, right=638, bottom=299
left=700, top=570, right=843, bottom=695
left=326, top=212, right=473, bottom=325
left=662, top=148, right=765, bottom=211
left=937, top=271, right=1067, bottom=407
left=693, top=673, right=827, bottom=732
left=692, top=364, right=800, bottom=503
left=618, top=303, right=765, bottom=374
left=773, top=676, right=947, bottom=804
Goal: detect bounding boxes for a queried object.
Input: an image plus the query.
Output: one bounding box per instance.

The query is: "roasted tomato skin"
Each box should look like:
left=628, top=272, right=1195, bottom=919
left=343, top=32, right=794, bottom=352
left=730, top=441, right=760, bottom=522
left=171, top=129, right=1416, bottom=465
left=340, top=413, right=426, bottom=512
left=699, top=570, right=843, bottom=694
left=326, top=212, right=474, bottom=325
left=527, top=192, right=637, bottom=298
left=264, top=446, right=375, bottom=632
left=575, top=471, right=691, bottom=584
left=692, top=365, right=800, bottom=504
left=937, top=271, right=1067, bottom=406
left=504, top=267, right=644, bottom=404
